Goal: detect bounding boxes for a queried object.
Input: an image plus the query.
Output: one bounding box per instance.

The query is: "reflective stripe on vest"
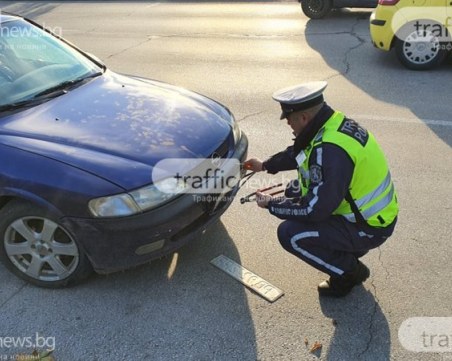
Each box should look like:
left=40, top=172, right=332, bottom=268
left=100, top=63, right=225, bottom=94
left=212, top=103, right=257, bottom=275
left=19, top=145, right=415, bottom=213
left=343, top=183, right=395, bottom=223
left=354, top=171, right=392, bottom=209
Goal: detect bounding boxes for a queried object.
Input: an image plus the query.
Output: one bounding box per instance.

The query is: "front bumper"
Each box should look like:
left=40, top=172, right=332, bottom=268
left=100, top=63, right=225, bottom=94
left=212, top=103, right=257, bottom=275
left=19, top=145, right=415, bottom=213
left=63, top=133, right=248, bottom=273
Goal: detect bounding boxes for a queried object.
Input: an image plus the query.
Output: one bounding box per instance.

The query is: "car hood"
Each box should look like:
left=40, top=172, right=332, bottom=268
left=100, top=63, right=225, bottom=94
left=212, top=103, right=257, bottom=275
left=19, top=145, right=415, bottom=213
left=0, top=71, right=233, bottom=189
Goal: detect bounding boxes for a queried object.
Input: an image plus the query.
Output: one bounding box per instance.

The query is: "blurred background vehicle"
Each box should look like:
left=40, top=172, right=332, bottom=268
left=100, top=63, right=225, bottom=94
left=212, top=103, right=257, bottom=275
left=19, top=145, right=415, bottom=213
left=370, top=0, right=452, bottom=69
left=300, top=0, right=377, bottom=19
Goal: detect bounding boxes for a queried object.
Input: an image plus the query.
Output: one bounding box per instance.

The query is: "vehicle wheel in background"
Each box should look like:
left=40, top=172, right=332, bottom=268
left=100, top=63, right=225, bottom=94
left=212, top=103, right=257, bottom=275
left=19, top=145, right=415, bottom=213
left=301, top=0, right=333, bottom=19
left=395, top=22, right=449, bottom=70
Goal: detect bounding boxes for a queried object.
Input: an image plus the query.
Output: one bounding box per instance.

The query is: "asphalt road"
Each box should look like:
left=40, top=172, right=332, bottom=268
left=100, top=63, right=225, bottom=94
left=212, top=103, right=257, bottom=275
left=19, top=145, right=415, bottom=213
left=0, top=1, right=452, bottom=360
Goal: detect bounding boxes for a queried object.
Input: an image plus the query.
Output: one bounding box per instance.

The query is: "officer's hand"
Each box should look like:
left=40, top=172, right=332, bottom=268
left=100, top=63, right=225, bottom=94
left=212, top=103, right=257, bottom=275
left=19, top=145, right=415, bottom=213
left=243, top=158, right=264, bottom=172
left=256, top=191, right=273, bottom=208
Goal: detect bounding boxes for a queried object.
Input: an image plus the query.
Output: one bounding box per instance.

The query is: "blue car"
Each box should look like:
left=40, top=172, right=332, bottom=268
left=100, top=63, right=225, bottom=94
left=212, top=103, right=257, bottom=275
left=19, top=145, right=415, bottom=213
left=0, top=13, right=248, bottom=287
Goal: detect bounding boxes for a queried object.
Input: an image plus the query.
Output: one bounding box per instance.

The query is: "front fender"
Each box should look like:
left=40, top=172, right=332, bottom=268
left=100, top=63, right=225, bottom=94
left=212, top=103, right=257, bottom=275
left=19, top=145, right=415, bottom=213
left=0, top=143, right=124, bottom=217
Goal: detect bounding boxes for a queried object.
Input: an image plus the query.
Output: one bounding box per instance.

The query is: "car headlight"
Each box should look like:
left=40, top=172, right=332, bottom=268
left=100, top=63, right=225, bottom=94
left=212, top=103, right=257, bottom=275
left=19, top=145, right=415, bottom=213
left=221, top=108, right=241, bottom=144
left=231, top=117, right=241, bottom=145
left=88, top=178, right=187, bottom=217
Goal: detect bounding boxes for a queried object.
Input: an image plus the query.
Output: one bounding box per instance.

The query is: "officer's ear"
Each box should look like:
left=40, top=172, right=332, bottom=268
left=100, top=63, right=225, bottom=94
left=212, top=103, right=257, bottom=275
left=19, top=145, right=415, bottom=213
left=299, top=111, right=311, bottom=124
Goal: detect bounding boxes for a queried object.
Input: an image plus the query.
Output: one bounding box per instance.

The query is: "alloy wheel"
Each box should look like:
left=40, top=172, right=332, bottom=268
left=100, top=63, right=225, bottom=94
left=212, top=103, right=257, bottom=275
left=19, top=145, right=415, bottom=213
left=4, top=216, right=80, bottom=282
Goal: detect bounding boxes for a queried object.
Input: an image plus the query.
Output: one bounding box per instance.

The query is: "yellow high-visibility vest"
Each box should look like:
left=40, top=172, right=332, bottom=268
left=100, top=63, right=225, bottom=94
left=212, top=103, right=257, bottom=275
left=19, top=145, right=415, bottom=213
left=297, top=111, right=398, bottom=228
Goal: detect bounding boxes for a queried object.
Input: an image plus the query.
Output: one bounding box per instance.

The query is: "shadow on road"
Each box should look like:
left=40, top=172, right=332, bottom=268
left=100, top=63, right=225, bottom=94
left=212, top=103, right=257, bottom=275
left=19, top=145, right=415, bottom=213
left=0, top=220, right=257, bottom=360
left=320, top=287, right=390, bottom=360
left=305, top=14, right=452, bottom=148
left=0, top=2, right=60, bottom=17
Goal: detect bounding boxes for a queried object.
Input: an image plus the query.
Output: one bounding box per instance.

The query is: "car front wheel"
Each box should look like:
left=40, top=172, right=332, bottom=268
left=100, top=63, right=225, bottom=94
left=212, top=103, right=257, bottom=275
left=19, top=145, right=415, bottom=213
left=395, top=24, right=449, bottom=70
left=0, top=201, right=92, bottom=288
left=301, top=0, right=332, bottom=19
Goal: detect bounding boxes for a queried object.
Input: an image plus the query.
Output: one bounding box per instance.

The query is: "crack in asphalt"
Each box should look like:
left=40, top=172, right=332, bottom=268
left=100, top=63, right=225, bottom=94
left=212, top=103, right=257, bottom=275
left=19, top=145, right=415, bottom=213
left=0, top=283, right=27, bottom=309
left=107, top=18, right=369, bottom=61
left=236, top=111, right=266, bottom=122
left=377, top=246, right=391, bottom=281
left=148, top=33, right=301, bottom=39
left=359, top=274, right=379, bottom=358
left=343, top=17, right=367, bottom=74
left=358, top=247, right=387, bottom=358
left=325, top=17, right=368, bottom=80
left=108, top=32, right=287, bottom=59
left=107, top=37, right=154, bottom=59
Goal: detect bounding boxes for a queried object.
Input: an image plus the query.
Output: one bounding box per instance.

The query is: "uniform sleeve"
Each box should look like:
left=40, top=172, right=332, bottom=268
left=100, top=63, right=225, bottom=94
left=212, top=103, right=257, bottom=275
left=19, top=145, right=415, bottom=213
left=262, top=146, right=298, bottom=174
left=267, top=143, right=354, bottom=221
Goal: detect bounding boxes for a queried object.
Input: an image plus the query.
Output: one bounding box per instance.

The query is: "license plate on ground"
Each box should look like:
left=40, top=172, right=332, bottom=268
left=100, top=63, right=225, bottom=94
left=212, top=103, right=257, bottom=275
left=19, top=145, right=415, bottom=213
left=210, top=255, right=284, bottom=302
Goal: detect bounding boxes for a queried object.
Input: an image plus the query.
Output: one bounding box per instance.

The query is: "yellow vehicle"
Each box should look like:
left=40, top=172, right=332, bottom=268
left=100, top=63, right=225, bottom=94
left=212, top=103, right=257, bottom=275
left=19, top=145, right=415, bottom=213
left=370, top=0, right=452, bottom=69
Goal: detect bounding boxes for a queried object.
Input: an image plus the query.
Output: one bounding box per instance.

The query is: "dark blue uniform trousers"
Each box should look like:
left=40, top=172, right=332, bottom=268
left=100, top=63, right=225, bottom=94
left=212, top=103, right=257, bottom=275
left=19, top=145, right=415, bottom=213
left=277, top=216, right=387, bottom=277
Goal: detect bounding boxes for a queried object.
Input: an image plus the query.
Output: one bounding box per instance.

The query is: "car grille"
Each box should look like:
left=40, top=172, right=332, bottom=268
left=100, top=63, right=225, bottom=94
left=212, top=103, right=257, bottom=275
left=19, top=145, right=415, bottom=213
left=200, top=190, right=234, bottom=215
left=209, top=136, right=230, bottom=159
left=196, top=134, right=235, bottom=214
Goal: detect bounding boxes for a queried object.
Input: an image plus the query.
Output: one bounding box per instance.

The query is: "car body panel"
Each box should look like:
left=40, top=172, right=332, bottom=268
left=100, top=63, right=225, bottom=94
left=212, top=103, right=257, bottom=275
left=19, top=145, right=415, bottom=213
left=334, top=0, right=377, bottom=8
left=299, top=0, right=377, bottom=9
left=370, top=4, right=402, bottom=50
left=0, top=142, right=125, bottom=217
left=0, top=70, right=233, bottom=190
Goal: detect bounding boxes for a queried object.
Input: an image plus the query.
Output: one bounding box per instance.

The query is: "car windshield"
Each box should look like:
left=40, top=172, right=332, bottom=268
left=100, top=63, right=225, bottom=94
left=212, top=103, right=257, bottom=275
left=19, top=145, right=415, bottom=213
left=0, top=18, right=102, bottom=108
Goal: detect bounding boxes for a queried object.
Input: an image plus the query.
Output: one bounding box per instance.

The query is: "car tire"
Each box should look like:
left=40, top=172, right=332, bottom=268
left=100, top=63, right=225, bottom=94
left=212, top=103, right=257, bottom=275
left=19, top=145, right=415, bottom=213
left=301, top=0, right=333, bottom=19
left=395, top=22, right=450, bottom=70
left=0, top=200, right=92, bottom=288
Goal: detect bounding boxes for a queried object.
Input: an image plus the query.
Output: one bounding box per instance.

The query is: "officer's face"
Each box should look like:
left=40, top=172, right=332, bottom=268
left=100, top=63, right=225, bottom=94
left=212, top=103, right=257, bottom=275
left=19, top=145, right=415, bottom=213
left=286, top=111, right=308, bottom=136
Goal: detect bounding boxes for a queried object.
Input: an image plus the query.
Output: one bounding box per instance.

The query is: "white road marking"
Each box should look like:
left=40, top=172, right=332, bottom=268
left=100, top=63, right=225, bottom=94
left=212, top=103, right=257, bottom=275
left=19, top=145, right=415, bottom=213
left=351, top=114, right=452, bottom=127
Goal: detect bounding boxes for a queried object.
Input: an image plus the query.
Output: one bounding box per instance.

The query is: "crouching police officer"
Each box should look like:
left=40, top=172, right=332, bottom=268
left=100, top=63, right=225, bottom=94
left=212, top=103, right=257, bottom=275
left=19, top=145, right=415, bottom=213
left=244, top=81, right=398, bottom=297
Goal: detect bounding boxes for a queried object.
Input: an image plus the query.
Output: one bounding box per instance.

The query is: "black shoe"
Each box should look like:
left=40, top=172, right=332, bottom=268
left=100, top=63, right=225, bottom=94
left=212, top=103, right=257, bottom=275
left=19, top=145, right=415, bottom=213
left=318, top=261, right=370, bottom=298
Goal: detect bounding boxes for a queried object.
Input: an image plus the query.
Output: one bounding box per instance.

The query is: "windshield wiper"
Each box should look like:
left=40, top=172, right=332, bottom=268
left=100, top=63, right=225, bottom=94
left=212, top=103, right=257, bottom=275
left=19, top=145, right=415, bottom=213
left=0, top=72, right=103, bottom=113
left=0, top=72, right=102, bottom=112
left=0, top=99, right=44, bottom=113
left=0, top=88, right=71, bottom=113
left=33, top=71, right=103, bottom=98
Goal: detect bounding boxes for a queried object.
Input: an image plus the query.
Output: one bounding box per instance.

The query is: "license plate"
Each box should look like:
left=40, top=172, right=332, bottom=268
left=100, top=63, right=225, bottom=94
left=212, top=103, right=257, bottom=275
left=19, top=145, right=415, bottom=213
left=210, top=255, right=284, bottom=302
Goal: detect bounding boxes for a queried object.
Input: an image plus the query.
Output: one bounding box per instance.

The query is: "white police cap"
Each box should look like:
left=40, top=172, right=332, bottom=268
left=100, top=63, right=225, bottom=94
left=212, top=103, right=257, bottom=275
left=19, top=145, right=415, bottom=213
left=272, top=81, right=328, bottom=119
